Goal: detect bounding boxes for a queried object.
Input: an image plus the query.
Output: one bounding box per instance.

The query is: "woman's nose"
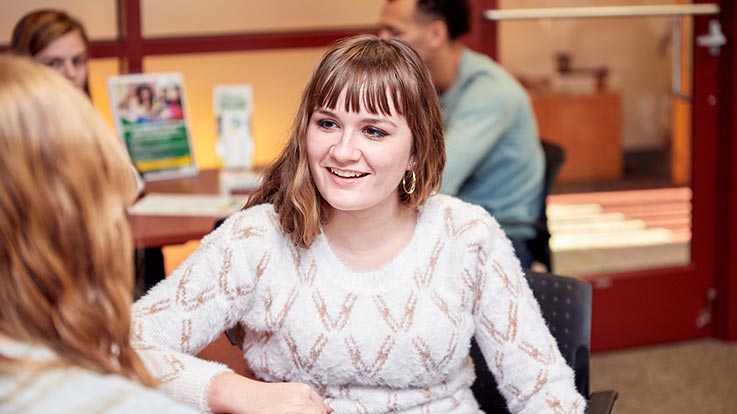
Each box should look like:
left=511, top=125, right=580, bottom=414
left=329, top=133, right=361, bottom=161
left=60, top=60, right=77, bottom=80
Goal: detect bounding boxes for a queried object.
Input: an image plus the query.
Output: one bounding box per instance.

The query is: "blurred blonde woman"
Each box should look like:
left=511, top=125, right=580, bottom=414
left=0, top=55, right=197, bottom=413
left=11, top=9, right=151, bottom=293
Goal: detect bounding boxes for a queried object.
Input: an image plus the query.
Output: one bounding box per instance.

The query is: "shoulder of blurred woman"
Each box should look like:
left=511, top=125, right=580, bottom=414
left=0, top=340, right=202, bottom=414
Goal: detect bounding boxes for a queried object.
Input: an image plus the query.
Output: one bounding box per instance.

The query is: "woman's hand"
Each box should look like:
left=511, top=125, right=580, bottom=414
left=208, top=372, right=332, bottom=414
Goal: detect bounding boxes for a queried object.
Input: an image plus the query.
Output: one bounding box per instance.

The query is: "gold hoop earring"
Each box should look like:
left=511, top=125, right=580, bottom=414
left=402, top=170, right=416, bottom=195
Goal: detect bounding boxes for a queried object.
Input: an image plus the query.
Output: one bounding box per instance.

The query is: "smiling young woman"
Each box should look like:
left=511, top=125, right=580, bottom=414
left=130, top=35, right=585, bottom=414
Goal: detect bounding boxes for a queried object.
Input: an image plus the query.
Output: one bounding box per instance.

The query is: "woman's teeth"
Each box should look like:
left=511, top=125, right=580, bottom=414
left=330, top=168, right=367, bottom=178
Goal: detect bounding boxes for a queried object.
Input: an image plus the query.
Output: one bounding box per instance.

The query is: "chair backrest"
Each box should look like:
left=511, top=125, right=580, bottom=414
left=470, top=270, right=592, bottom=413
left=541, top=141, right=566, bottom=194
left=526, top=140, right=566, bottom=272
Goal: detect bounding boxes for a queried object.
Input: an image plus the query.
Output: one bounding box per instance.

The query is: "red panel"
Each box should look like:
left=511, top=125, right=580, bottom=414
left=88, top=41, right=125, bottom=58
left=714, top=0, right=737, bottom=341
left=118, top=0, right=144, bottom=73
left=690, top=0, right=725, bottom=341
left=587, top=266, right=709, bottom=351
left=689, top=4, right=720, bottom=305
left=143, top=28, right=375, bottom=55
left=0, top=30, right=379, bottom=59
left=726, top=0, right=737, bottom=341
left=0, top=40, right=124, bottom=58
left=466, top=0, right=498, bottom=59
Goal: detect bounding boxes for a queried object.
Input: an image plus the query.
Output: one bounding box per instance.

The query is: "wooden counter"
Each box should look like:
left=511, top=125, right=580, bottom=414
left=531, top=92, right=622, bottom=184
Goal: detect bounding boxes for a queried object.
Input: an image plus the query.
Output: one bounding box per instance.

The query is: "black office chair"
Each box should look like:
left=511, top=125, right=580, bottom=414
left=502, top=140, right=565, bottom=272
left=470, top=270, right=618, bottom=414
left=530, top=141, right=565, bottom=272
left=134, top=247, right=166, bottom=300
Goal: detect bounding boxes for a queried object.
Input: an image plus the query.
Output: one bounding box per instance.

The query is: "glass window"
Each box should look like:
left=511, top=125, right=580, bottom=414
left=498, top=0, right=693, bottom=275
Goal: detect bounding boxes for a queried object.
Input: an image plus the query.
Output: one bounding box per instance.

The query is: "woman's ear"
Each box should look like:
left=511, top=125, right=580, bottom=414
left=407, top=154, right=417, bottom=171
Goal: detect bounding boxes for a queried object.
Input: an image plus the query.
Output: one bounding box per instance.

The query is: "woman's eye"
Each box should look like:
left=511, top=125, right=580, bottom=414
left=364, top=127, right=387, bottom=138
left=317, top=119, right=338, bottom=129
left=73, top=56, right=86, bottom=67
left=45, top=59, right=62, bottom=69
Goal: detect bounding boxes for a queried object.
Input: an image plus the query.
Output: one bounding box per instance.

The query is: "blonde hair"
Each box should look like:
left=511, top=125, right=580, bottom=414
left=0, top=55, right=155, bottom=387
left=247, top=35, right=445, bottom=248
left=10, top=9, right=90, bottom=95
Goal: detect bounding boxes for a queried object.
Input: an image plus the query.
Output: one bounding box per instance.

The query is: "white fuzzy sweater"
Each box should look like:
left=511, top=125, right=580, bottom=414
left=132, top=194, right=585, bottom=413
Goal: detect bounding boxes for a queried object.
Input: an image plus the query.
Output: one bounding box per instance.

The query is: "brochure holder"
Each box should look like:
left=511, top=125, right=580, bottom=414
left=214, top=84, right=254, bottom=170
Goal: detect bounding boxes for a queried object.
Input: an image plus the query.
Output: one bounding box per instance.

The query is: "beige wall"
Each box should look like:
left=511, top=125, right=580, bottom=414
left=141, top=0, right=382, bottom=37
left=0, top=0, right=117, bottom=42
left=498, top=0, right=677, bottom=151
left=88, top=58, right=121, bottom=128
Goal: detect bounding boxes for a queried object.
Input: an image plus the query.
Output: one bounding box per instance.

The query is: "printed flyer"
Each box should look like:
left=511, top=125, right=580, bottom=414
left=108, top=72, right=197, bottom=180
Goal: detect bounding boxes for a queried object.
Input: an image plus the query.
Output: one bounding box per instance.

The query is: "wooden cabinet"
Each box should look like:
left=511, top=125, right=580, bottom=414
left=531, top=92, right=622, bottom=184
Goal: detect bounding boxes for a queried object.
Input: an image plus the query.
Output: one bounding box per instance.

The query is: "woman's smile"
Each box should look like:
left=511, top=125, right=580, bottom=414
left=329, top=167, right=369, bottom=179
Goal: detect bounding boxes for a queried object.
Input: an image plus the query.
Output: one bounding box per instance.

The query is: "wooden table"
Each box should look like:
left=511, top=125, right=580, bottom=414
left=128, top=169, right=231, bottom=248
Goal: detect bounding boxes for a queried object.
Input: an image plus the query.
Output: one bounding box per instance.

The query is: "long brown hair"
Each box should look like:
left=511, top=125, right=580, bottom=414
left=0, top=55, right=155, bottom=387
left=246, top=35, right=445, bottom=248
left=10, top=9, right=91, bottom=96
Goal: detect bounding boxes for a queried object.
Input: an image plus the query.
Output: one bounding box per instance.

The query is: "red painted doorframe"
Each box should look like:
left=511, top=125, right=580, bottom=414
left=466, top=0, right=498, bottom=58
left=714, top=0, right=737, bottom=341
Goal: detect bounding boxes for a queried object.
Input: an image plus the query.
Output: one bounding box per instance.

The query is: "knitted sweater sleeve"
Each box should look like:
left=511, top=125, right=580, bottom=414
left=131, top=210, right=265, bottom=411
left=471, top=217, right=586, bottom=414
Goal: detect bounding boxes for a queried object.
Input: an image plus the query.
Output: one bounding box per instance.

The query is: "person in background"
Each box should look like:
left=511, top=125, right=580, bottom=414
left=0, top=55, right=197, bottom=414
left=131, top=35, right=583, bottom=414
left=10, top=9, right=90, bottom=95
left=10, top=9, right=161, bottom=295
left=379, top=0, right=545, bottom=268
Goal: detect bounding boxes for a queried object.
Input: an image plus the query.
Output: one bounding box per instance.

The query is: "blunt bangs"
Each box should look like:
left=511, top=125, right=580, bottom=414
left=308, top=40, right=421, bottom=119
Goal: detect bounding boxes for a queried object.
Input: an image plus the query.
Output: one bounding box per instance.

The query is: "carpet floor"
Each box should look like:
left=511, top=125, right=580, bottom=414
left=590, top=338, right=737, bottom=414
